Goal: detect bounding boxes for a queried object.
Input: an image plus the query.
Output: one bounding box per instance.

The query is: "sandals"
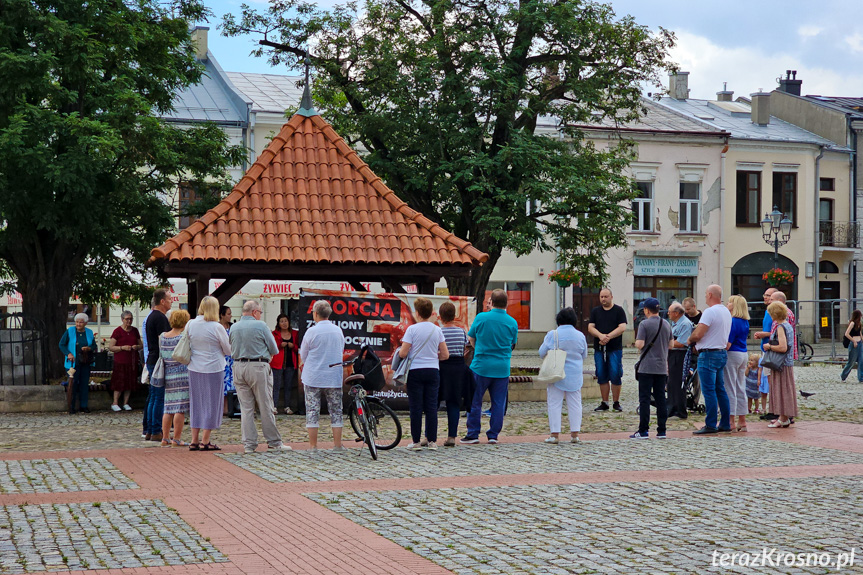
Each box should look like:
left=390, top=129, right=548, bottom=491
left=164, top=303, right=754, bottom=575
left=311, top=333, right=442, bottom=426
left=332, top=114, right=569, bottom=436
left=160, top=440, right=171, bottom=447
left=171, top=439, right=189, bottom=447
left=768, top=420, right=790, bottom=428
left=189, top=443, right=200, bottom=451
left=201, top=442, right=221, bottom=451
left=737, top=426, right=748, bottom=433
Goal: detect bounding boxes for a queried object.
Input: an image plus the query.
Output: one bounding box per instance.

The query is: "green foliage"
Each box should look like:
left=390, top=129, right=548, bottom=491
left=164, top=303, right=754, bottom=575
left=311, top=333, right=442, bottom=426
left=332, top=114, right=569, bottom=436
left=0, top=0, right=246, bottom=310
left=224, top=0, right=674, bottom=293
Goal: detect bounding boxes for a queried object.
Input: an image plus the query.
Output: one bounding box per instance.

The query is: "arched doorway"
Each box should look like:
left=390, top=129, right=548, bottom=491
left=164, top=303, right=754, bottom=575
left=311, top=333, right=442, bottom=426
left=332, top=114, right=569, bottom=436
left=732, top=252, right=798, bottom=328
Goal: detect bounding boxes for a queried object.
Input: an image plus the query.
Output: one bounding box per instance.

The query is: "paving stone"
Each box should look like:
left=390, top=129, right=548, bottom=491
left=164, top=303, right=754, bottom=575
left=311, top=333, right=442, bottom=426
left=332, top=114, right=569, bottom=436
left=0, top=500, right=227, bottom=574
left=0, top=458, right=137, bottom=494
left=219, top=437, right=863, bottom=483
left=308, top=476, right=863, bottom=574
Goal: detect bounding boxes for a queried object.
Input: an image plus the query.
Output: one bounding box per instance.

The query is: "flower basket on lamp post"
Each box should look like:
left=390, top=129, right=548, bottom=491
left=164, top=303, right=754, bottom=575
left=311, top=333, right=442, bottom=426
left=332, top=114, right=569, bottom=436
left=762, top=268, right=794, bottom=287
left=548, top=269, right=579, bottom=288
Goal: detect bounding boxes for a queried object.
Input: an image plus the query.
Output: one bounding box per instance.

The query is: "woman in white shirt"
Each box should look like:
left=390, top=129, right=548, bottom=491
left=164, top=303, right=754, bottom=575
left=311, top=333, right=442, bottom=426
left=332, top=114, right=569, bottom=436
left=539, top=307, right=588, bottom=444
left=397, top=297, right=449, bottom=451
left=186, top=296, right=231, bottom=451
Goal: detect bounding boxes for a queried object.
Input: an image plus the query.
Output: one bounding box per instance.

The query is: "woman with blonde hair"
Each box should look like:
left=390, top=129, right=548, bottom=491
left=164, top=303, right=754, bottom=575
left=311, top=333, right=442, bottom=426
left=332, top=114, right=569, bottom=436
left=186, top=296, right=231, bottom=450
left=724, top=294, right=751, bottom=431
left=159, top=309, right=191, bottom=446
left=764, top=301, right=797, bottom=427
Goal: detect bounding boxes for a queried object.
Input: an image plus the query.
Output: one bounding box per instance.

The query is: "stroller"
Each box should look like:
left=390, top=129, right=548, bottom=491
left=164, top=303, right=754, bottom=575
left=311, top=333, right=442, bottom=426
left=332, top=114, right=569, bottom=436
left=682, top=346, right=705, bottom=415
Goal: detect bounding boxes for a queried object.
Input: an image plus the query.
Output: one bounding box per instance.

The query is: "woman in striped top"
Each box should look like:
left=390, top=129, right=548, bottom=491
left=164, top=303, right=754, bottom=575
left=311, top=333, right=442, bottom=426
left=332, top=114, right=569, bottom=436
left=439, top=301, right=471, bottom=447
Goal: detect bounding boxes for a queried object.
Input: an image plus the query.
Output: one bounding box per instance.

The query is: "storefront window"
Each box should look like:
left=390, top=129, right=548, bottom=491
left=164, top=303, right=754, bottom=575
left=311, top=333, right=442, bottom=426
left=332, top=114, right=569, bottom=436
left=633, top=276, right=693, bottom=318
left=484, top=281, right=531, bottom=330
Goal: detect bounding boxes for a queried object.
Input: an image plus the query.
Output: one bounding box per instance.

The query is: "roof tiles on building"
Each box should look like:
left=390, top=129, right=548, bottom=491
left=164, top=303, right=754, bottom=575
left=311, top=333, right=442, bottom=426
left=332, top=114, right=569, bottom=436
left=151, top=113, right=487, bottom=266
left=566, top=98, right=729, bottom=135
left=225, top=72, right=304, bottom=114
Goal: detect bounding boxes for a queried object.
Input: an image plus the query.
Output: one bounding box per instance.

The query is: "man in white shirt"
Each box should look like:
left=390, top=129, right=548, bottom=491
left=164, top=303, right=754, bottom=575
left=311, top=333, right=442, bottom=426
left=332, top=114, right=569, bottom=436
left=687, top=284, right=732, bottom=435
left=299, top=300, right=346, bottom=451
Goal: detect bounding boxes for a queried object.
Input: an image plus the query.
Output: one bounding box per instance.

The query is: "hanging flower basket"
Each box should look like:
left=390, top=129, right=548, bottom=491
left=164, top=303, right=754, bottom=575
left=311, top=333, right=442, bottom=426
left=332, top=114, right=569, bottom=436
left=762, top=268, right=794, bottom=287
left=548, top=269, right=579, bottom=288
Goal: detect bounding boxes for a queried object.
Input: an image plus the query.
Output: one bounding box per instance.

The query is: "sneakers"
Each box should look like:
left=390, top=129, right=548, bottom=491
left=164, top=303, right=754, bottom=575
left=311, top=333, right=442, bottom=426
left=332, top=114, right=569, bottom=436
left=244, top=447, right=256, bottom=454
left=656, top=432, right=667, bottom=439
left=487, top=438, right=498, bottom=444
left=612, top=402, right=623, bottom=412
left=443, top=438, right=456, bottom=447
left=570, top=436, right=582, bottom=444
left=269, top=444, right=293, bottom=451
left=111, top=404, right=122, bottom=412
left=693, top=426, right=718, bottom=435
left=332, top=445, right=346, bottom=452
left=594, top=402, right=609, bottom=411
left=544, top=436, right=559, bottom=444
left=284, top=407, right=293, bottom=415
left=420, top=438, right=428, bottom=447
left=122, top=404, right=132, bottom=411
left=407, top=442, right=423, bottom=451
left=629, top=431, right=649, bottom=439
left=481, top=409, right=491, bottom=418
left=427, top=442, right=438, bottom=451
left=459, top=436, right=480, bottom=444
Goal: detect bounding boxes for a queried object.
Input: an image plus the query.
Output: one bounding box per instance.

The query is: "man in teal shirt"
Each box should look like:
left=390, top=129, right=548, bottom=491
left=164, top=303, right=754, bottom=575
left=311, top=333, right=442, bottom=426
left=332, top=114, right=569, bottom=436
left=461, top=289, right=519, bottom=444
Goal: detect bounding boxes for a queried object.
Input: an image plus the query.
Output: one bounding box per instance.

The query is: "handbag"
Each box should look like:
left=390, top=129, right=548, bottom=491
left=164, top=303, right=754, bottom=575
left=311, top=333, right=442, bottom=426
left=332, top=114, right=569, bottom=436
left=462, top=331, right=474, bottom=366
left=172, top=328, right=191, bottom=365
left=391, top=328, right=437, bottom=386
left=150, top=357, right=166, bottom=388
left=634, top=320, right=663, bottom=378
left=536, top=330, right=567, bottom=385
left=761, top=337, right=786, bottom=371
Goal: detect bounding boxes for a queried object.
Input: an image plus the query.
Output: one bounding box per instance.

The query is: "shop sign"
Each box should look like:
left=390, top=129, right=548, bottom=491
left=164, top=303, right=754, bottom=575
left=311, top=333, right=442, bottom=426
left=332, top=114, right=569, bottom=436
left=633, top=256, right=698, bottom=277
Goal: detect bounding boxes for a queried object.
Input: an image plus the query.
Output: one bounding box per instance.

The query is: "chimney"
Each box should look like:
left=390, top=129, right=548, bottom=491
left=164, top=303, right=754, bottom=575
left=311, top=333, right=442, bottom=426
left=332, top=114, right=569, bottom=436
left=751, top=91, right=771, bottom=125
left=717, top=81, right=733, bottom=102
left=190, top=26, right=209, bottom=61
left=669, top=71, right=689, bottom=100
left=778, top=69, right=802, bottom=96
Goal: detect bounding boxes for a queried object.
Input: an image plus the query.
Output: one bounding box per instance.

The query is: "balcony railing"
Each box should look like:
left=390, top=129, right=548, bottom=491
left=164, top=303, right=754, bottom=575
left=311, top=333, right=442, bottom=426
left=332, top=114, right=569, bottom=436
left=820, top=221, right=861, bottom=248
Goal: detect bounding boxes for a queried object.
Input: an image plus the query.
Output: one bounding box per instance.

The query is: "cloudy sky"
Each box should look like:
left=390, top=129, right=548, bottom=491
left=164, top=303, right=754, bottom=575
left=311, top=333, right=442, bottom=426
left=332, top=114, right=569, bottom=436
left=205, top=0, right=863, bottom=99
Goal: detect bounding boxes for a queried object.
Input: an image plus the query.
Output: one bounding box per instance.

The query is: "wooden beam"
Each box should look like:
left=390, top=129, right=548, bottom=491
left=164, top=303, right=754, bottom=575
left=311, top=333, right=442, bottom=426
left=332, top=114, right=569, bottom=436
left=187, top=272, right=210, bottom=313
left=381, top=278, right=407, bottom=294
left=348, top=280, right=366, bottom=292
left=212, top=276, right=252, bottom=305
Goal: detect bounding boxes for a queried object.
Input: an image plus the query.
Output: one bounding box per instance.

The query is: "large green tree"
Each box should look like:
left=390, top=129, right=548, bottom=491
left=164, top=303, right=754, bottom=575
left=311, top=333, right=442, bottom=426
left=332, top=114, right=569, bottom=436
left=0, top=0, right=244, bottom=376
left=224, top=0, right=674, bottom=303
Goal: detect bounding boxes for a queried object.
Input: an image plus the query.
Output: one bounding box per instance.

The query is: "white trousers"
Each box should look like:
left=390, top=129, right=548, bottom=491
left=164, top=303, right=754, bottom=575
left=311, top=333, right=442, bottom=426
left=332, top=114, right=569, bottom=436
left=724, top=350, right=749, bottom=416
left=546, top=385, right=582, bottom=433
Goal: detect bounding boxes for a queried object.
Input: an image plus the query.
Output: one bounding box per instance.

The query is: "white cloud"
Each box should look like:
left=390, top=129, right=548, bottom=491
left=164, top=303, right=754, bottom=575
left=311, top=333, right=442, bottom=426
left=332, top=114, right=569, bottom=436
left=845, top=33, right=863, bottom=53
left=797, top=25, right=823, bottom=38
left=668, top=30, right=863, bottom=98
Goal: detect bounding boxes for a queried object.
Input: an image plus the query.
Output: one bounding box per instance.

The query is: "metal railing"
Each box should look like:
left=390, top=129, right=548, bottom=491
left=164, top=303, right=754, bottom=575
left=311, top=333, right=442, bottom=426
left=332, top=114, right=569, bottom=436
left=0, top=313, right=48, bottom=385
left=819, top=221, right=861, bottom=248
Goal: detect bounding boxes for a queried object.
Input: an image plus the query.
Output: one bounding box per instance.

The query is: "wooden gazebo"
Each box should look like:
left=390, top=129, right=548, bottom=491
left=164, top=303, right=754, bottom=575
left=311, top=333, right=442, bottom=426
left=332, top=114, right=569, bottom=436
left=150, top=90, right=487, bottom=308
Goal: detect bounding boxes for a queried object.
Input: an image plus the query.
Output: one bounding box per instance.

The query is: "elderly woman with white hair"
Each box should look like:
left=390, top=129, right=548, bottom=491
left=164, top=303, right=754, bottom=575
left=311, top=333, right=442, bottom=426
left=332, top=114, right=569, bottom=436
left=59, top=313, right=96, bottom=414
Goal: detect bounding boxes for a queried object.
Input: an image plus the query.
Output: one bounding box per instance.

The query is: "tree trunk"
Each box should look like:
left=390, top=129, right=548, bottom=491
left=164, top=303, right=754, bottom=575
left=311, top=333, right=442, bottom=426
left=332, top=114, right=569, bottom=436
left=446, top=249, right=502, bottom=315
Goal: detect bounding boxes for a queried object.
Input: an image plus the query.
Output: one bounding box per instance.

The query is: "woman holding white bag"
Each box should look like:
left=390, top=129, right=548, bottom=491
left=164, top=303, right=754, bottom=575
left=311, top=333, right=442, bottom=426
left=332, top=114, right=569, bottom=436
left=538, top=307, right=588, bottom=444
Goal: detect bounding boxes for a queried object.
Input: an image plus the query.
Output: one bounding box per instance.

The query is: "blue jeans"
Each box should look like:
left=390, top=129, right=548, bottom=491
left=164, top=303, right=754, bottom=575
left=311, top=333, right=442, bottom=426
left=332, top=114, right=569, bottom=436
left=841, top=344, right=863, bottom=382
left=697, top=349, right=730, bottom=430
left=406, top=368, right=440, bottom=443
left=594, top=349, right=623, bottom=386
left=466, top=373, right=509, bottom=440
left=70, top=363, right=90, bottom=411
left=145, top=386, right=165, bottom=435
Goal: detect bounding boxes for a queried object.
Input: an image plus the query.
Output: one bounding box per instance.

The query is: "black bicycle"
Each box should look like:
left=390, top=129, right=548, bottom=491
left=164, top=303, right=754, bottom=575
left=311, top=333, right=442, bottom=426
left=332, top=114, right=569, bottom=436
left=330, top=353, right=402, bottom=460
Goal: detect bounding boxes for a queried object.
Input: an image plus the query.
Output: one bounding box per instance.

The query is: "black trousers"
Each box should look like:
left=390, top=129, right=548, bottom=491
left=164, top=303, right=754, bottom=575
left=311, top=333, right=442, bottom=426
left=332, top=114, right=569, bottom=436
left=667, top=350, right=688, bottom=418
left=637, top=373, right=668, bottom=434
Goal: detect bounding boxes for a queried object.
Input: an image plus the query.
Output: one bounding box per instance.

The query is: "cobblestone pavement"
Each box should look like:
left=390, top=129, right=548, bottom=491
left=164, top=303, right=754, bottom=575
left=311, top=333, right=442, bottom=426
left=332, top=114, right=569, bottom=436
left=0, top=499, right=226, bottom=573
left=308, top=475, right=863, bottom=575
left=219, top=437, right=863, bottom=483
left=0, top=457, right=137, bottom=494
left=4, top=357, right=863, bottom=453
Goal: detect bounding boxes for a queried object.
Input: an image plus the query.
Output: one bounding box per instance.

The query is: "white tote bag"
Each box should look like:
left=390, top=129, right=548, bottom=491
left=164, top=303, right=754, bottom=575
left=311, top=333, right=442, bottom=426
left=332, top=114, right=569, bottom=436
left=172, top=329, right=192, bottom=365
left=535, top=330, right=567, bottom=385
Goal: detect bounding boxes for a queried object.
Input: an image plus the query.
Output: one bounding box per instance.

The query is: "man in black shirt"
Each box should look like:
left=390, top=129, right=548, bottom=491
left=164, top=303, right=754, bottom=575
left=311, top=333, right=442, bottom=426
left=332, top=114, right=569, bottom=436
left=682, top=297, right=702, bottom=325
left=143, top=288, right=172, bottom=441
left=588, top=288, right=628, bottom=412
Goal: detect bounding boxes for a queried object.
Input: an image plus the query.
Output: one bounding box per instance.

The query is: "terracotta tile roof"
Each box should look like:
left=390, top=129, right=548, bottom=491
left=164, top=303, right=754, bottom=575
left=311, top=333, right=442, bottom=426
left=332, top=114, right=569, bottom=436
left=151, top=113, right=488, bottom=267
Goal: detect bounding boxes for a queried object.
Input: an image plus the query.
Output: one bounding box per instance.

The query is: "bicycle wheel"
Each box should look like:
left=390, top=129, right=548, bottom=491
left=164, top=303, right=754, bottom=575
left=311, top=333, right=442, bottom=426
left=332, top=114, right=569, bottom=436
left=358, top=406, right=377, bottom=460
left=799, top=342, right=814, bottom=361
left=364, top=398, right=402, bottom=450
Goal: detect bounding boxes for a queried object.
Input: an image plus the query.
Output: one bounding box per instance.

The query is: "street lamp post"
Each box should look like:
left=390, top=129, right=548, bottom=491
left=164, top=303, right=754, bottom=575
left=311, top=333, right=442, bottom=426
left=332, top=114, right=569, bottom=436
left=761, top=206, right=792, bottom=270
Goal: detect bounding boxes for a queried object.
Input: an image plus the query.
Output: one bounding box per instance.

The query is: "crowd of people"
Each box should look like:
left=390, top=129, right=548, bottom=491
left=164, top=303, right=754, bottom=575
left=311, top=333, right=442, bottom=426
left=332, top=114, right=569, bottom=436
left=60, top=283, right=808, bottom=450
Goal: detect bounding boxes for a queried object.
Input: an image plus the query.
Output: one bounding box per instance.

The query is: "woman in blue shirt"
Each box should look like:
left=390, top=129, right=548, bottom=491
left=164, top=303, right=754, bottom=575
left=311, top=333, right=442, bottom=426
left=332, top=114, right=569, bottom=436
left=59, top=313, right=95, bottom=414
left=724, top=295, right=751, bottom=432
left=539, top=307, right=588, bottom=444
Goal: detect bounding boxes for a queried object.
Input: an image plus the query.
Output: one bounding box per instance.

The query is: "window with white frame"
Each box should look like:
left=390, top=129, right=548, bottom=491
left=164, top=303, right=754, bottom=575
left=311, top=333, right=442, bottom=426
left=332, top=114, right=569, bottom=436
left=679, top=182, right=700, bottom=232
left=632, top=181, right=653, bottom=232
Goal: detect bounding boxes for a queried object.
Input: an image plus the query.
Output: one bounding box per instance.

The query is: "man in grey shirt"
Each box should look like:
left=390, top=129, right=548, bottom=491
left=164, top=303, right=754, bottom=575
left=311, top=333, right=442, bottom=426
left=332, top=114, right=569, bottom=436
left=631, top=298, right=671, bottom=439
left=666, top=302, right=693, bottom=420
left=230, top=300, right=291, bottom=454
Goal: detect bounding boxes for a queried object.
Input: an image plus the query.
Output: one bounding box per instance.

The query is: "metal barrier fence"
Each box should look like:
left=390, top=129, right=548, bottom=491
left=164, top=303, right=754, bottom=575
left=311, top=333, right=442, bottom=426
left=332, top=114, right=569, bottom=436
left=0, top=313, right=48, bottom=385
left=746, top=298, right=863, bottom=361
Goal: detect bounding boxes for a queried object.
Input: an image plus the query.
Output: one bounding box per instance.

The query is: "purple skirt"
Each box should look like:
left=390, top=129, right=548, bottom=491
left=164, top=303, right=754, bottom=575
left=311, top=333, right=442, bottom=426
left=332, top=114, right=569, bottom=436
left=188, top=370, right=224, bottom=430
